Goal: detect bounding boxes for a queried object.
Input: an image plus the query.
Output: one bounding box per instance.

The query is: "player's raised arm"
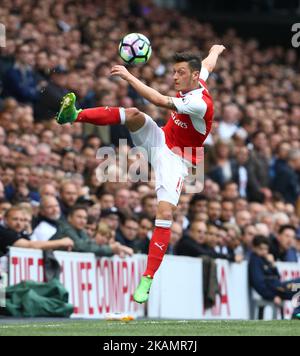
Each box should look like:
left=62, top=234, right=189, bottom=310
left=201, top=45, right=226, bottom=74
left=111, top=65, right=177, bottom=111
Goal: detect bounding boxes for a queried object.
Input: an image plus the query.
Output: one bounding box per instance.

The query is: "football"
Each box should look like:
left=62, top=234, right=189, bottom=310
left=119, top=33, right=152, bottom=65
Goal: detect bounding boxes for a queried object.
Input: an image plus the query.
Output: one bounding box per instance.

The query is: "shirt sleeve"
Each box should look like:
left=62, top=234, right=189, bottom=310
left=171, top=94, right=206, bottom=116
left=199, top=67, right=209, bottom=81
left=62, top=227, right=114, bottom=257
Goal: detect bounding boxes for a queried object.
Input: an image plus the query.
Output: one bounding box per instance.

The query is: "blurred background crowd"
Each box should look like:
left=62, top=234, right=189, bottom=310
left=0, top=0, right=299, bottom=270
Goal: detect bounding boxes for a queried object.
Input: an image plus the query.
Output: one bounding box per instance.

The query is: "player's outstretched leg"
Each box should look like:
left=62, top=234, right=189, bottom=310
left=56, top=92, right=146, bottom=131
left=133, top=201, right=175, bottom=304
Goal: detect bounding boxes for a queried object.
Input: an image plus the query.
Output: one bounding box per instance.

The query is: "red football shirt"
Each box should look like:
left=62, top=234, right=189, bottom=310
left=162, top=68, right=214, bottom=165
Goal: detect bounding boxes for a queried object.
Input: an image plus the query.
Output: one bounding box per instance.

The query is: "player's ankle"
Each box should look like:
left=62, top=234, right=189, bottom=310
left=143, top=274, right=153, bottom=279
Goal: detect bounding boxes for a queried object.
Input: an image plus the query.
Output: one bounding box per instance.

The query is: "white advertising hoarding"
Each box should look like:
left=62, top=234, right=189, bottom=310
left=7, top=248, right=300, bottom=320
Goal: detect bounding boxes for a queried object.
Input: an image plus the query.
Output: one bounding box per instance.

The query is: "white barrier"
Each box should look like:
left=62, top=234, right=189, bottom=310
left=202, top=260, right=250, bottom=320
left=8, top=248, right=146, bottom=319
left=148, top=255, right=204, bottom=319
left=148, top=257, right=250, bottom=319
left=6, top=248, right=300, bottom=319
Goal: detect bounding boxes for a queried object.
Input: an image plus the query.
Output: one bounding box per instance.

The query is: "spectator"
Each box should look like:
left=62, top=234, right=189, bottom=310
left=224, top=224, right=244, bottom=262
left=177, top=194, right=190, bottom=229
left=1, top=165, right=15, bottom=187
left=94, top=222, right=113, bottom=246
left=214, top=225, right=229, bottom=255
left=221, top=182, right=240, bottom=201
left=273, top=212, right=290, bottom=235
left=168, top=222, right=183, bottom=255
left=135, top=183, right=152, bottom=200
left=129, top=189, right=142, bottom=213
left=231, top=146, right=264, bottom=202
left=34, top=144, right=51, bottom=167
left=0, top=199, right=12, bottom=223
left=2, top=206, right=29, bottom=237
left=100, top=207, right=121, bottom=238
left=218, top=104, right=240, bottom=140
left=255, top=223, right=271, bottom=238
left=140, top=194, right=157, bottom=221
left=220, top=200, right=235, bottom=224
left=0, top=207, right=74, bottom=256
left=296, top=234, right=300, bottom=263
left=2, top=44, right=39, bottom=103
left=0, top=147, right=11, bottom=167
left=59, top=181, right=79, bottom=217
left=206, top=224, right=237, bottom=261
left=116, top=215, right=140, bottom=249
left=134, top=216, right=153, bottom=254
left=85, top=215, right=98, bottom=239
left=270, top=225, right=298, bottom=262
left=34, top=66, right=69, bottom=121
left=249, top=203, right=266, bottom=223
left=30, top=196, right=61, bottom=241
left=99, top=192, right=115, bottom=210
left=39, top=184, right=58, bottom=198
left=22, top=206, right=33, bottom=236
left=248, top=132, right=270, bottom=191
left=236, top=210, right=252, bottom=228
left=176, top=221, right=207, bottom=257
left=114, top=188, right=131, bottom=212
left=28, top=167, right=43, bottom=193
left=188, top=194, right=207, bottom=222
left=52, top=205, right=133, bottom=257
left=0, top=180, right=5, bottom=200
left=241, top=224, right=257, bottom=260
left=208, top=139, right=233, bottom=187
left=270, top=142, right=291, bottom=181
left=272, top=149, right=300, bottom=205
left=207, top=199, right=222, bottom=226
left=5, top=165, right=40, bottom=203
left=249, top=236, right=300, bottom=319
left=0, top=127, right=6, bottom=145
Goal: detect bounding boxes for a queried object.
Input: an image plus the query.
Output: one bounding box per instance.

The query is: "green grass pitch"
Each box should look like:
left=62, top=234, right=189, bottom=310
left=0, top=319, right=299, bottom=336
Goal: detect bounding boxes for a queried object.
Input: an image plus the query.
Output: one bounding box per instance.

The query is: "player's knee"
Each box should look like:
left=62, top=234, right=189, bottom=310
left=156, top=209, right=173, bottom=222
left=125, top=107, right=142, bottom=121
left=124, top=108, right=146, bottom=132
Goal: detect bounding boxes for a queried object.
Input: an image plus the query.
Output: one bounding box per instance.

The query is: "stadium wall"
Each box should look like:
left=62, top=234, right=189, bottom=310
left=3, top=248, right=300, bottom=320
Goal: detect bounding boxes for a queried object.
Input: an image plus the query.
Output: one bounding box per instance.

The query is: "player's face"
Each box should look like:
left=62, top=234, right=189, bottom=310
left=173, top=62, right=199, bottom=92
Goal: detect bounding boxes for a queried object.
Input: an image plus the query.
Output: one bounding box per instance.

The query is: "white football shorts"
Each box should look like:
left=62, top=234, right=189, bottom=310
left=130, top=114, right=189, bottom=206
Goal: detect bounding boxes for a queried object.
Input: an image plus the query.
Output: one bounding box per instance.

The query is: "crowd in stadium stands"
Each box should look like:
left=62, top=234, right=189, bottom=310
left=0, top=0, right=300, bottom=300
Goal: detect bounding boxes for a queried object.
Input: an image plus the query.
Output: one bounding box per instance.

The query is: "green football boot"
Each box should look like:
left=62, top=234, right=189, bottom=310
left=56, top=92, right=82, bottom=124
left=133, top=275, right=153, bottom=304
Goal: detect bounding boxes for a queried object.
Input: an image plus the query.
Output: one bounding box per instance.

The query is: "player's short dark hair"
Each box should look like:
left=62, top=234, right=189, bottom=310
left=252, top=235, right=270, bottom=248
left=173, top=52, right=202, bottom=73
